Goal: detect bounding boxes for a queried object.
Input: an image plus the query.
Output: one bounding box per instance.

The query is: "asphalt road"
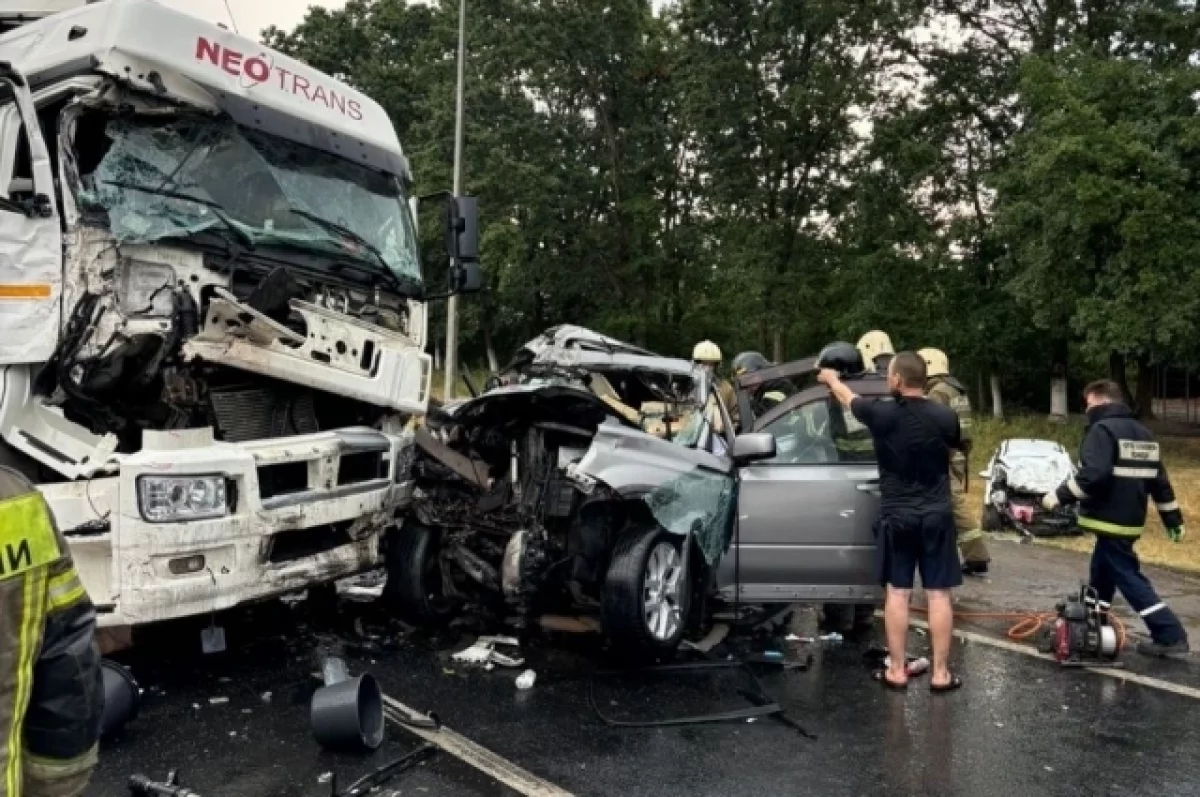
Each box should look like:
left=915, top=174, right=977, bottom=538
left=92, top=599, right=1200, bottom=797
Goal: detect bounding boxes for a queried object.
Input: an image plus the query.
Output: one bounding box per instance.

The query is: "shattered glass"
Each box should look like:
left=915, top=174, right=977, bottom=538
left=76, top=116, right=421, bottom=287
left=643, top=469, right=737, bottom=565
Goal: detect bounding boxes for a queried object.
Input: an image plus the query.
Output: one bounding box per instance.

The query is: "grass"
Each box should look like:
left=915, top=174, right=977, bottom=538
left=970, top=415, right=1200, bottom=574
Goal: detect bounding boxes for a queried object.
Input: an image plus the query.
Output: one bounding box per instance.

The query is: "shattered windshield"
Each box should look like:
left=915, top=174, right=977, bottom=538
left=76, top=116, right=421, bottom=291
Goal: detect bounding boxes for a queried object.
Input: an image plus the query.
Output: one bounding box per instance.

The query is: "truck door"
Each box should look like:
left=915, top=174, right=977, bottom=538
left=0, top=64, right=62, bottom=364
left=719, top=381, right=885, bottom=604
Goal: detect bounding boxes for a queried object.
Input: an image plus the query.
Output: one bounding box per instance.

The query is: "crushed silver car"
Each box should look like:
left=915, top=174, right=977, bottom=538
left=387, top=325, right=775, bottom=655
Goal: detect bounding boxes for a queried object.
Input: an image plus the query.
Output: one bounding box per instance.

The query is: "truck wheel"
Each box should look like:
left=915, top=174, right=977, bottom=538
left=384, top=523, right=455, bottom=626
left=602, top=527, right=690, bottom=657
left=982, top=505, right=1002, bottom=532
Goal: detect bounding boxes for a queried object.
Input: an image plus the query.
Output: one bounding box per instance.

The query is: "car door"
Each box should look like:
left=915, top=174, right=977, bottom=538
left=717, top=378, right=887, bottom=604
left=0, top=64, right=62, bottom=364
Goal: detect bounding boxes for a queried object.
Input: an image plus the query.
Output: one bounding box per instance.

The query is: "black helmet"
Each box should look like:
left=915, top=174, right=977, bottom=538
left=732, top=351, right=770, bottom=376
left=817, top=341, right=865, bottom=375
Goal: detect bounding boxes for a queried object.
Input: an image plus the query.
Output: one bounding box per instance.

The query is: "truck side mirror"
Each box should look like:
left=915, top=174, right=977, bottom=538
left=445, top=196, right=481, bottom=294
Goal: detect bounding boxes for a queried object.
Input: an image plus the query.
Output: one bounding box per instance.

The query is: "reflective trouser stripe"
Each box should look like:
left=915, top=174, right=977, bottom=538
left=24, top=745, right=98, bottom=797
left=1078, top=517, right=1143, bottom=538
left=45, top=571, right=85, bottom=615
left=1156, top=500, right=1180, bottom=512
left=6, top=565, right=47, bottom=797
left=1139, top=602, right=1168, bottom=618
left=1068, top=477, right=1088, bottom=499
left=958, top=527, right=985, bottom=543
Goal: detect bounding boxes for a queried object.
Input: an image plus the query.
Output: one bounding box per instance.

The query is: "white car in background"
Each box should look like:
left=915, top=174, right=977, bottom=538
left=980, top=439, right=1080, bottom=537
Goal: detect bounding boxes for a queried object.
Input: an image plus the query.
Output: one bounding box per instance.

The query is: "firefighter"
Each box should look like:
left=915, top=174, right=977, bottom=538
left=820, top=342, right=875, bottom=461
left=731, top=351, right=792, bottom=419
left=1043, top=380, right=1190, bottom=657
left=693, top=340, right=736, bottom=433
left=0, top=466, right=103, bottom=797
left=919, top=347, right=990, bottom=576
left=857, top=330, right=895, bottom=374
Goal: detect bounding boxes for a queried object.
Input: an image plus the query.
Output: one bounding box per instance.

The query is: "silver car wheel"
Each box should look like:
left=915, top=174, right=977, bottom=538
left=642, top=541, right=683, bottom=641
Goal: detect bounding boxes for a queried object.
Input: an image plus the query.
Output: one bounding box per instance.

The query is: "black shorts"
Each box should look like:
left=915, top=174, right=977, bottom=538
left=875, top=510, right=962, bottom=591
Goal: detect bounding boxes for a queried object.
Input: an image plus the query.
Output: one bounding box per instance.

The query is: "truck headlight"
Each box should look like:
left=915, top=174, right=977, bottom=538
left=138, top=475, right=228, bottom=522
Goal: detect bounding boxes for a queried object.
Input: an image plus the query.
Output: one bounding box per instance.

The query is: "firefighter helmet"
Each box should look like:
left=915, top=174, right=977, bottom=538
left=732, top=351, right=769, bottom=376
left=856, top=330, right=895, bottom=372
left=692, top=340, right=722, bottom=364
left=817, top=341, right=865, bottom=375
left=918, top=347, right=950, bottom=378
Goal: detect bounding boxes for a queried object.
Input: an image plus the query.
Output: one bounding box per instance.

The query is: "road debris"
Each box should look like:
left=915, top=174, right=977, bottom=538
left=451, top=636, right=525, bottom=668
left=516, top=670, right=537, bottom=690
left=818, top=632, right=843, bottom=643
left=128, top=771, right=206, bottom=796
left=311, top=656, right=386, bottom=753
left=785, top=633, right=815, bottom=644
left=683, top=622, right=731, bottom=653
left=208, top=697, right=229, bottom=706
left=538, top=615, right=603, bottom=634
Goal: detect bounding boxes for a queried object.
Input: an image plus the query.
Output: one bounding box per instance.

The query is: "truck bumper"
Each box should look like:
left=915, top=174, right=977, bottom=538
left=47, top=426, right=414, bottom=627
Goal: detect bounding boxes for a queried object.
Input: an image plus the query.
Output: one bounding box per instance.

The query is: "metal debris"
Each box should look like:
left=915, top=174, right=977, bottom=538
left=451, top=636, right=525, bottom=668
left=515, top=670, right=537, bottom=690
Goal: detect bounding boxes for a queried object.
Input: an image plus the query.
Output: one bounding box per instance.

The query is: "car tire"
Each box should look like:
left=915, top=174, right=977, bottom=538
left=602, top=526, right=690, bottom=657
left=384, top=523, right=455, bottom=626
left=981, top=504, right=1002, bottom=532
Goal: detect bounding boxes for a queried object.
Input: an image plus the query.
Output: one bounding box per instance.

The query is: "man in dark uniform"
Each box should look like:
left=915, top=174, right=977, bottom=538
left=1043, top=380, right=1189, bottom=657
left=820, top=351, right=965, bottom=691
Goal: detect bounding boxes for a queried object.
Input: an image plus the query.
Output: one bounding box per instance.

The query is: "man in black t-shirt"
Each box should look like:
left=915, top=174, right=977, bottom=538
left=818, top=351, right=964, bottom=694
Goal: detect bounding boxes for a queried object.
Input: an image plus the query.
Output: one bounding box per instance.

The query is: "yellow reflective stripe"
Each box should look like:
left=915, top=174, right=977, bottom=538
left=1078, top=516, right=1143, bottom=537
left=0, top=493, right=60, bottom=582
left=7, top=564, right=47, bottom=796
left=46, top=570, right=86, bottom=613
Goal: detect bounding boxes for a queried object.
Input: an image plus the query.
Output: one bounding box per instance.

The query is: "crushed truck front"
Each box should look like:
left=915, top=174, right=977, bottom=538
left=0, top=0, right=476, bottom=628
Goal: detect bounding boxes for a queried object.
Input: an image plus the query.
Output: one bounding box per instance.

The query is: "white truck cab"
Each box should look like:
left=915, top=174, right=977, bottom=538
left=0, top=0, right=480, bottom=629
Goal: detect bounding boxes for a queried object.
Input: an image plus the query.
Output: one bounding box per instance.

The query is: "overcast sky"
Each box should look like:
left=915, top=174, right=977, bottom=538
left=158, top=0, right=346, bottom=40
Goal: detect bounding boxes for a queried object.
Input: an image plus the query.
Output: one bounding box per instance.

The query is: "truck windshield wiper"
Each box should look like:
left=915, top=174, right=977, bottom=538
left=287, top=207, right=408, bottom=294
left=101, top=180, right=256, bottom=250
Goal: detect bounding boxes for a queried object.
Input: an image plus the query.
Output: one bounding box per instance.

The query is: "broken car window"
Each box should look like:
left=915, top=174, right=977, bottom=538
left=75, top=115, right=421, bottom=290
left=643, top=468, right=737, bottom=565
left=763, top=399, right=876, bottom=464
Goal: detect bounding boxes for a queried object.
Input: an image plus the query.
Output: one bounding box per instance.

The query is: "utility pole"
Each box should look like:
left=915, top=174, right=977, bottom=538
left=443, top=0, right=467, bottom=400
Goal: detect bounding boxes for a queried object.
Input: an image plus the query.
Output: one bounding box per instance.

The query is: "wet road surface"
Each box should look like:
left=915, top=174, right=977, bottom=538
left=90, top=598, right=1200, bottom=797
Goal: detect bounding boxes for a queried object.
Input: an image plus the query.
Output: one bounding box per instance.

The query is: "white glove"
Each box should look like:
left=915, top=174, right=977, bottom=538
left=1042, top=492, right=1061, bottom=511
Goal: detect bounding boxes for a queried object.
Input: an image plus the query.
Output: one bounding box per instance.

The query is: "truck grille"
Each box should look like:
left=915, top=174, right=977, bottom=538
left=210, top=386, right=319, bottom=443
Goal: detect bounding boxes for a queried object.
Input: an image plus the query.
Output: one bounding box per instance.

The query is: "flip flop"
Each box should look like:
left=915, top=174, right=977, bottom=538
left=930, top=672, right=963, bottom=694
left=873, top=670, right=908, bottom=691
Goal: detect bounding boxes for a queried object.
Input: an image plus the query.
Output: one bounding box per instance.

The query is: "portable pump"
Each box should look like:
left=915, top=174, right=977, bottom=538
left=1048, top=584, right=1122, bottom=666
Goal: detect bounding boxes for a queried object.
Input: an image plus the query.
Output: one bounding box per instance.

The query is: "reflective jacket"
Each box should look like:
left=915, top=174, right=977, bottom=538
left=0, top=465, right=102, bottom=795
left=927, top=376, right=973, bottom=486
left=1055, top=403, right=1183, bottom=538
